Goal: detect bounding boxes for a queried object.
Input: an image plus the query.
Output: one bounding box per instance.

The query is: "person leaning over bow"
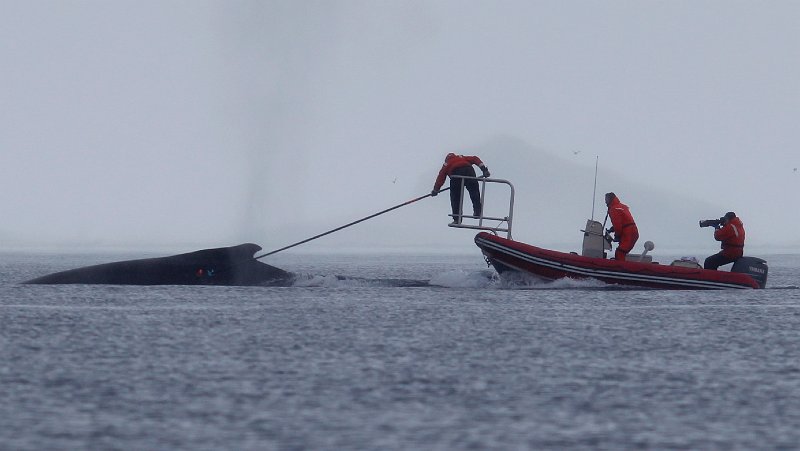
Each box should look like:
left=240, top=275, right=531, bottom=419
left=704, top=212, right=745, bottom=270
left=431, top=153, right=490, bottom=224
left=605, top=192, right=639, bottom=261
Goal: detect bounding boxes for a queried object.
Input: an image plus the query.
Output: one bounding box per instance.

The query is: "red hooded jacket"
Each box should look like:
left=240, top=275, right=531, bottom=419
left=607, top=196, right=639, bottom=254
left=433, top=154, right=486, bottom=191
left=714, top=217, right=745, bottom=259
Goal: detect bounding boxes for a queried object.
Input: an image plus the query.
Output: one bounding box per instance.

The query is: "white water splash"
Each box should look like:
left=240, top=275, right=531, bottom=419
left=429, top=269, right=498, bottom=289
left=491, top=270, right=611, bottom=290
left=291, top=274, right=346, bottom=288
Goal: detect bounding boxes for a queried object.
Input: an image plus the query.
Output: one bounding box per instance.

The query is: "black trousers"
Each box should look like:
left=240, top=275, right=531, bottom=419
left=704, top=251, right=738, bottom=270
left=449, top=165, right=481, bottom=221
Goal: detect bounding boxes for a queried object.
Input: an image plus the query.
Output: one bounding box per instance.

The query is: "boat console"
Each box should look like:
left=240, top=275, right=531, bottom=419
left=580, top=219, right=612, bottom=258
left=580, top=219, right=655, bottom=262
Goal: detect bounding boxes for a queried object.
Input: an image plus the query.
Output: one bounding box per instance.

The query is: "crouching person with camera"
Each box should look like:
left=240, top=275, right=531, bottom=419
left=703, top=212, right=745, bottom=270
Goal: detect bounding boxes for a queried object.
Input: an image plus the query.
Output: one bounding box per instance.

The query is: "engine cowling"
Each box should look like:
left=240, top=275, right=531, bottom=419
left=731, top=256, right=768, bottom=289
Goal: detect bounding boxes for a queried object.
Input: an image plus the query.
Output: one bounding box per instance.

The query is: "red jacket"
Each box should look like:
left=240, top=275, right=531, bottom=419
left=715, top=217, right=745, bottom=259
left=433, top=154, right=485, bottom=190
left=607, top=196, right=639, bottom=251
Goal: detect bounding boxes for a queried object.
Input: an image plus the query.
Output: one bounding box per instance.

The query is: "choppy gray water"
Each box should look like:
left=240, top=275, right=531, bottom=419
left=1, top=251, right=800, bottom=450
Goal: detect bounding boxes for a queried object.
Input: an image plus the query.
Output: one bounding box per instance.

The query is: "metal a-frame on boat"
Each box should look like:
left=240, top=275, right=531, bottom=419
left=447, top=174, right=515, bottom=238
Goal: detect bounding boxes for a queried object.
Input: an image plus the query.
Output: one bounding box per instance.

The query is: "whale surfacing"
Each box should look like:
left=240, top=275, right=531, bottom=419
left=24, top=243, right=293, bottom=286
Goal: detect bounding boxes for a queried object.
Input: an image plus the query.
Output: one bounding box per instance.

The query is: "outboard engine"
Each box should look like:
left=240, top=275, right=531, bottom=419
left=731, top=257, right=768, bottom=289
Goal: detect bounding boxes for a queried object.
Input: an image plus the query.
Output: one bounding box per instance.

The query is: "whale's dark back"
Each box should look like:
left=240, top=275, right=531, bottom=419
left=24, top=243, right=293, bottom=286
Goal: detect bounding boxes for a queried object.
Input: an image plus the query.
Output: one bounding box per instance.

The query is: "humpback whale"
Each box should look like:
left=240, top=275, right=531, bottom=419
left=24, top=243, right=294, bottom=286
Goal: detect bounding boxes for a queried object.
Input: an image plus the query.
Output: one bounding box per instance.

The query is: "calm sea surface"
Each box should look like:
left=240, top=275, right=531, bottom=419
left=1, top=250, right=799, bottom=450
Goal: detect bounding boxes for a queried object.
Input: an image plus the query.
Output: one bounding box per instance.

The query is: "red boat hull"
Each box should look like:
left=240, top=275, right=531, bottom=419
left=475, top=232, right=760, bottom=290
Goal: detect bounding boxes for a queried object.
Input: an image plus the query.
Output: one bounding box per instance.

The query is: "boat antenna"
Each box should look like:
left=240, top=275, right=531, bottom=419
left=591, top=155, right=599, bottom=221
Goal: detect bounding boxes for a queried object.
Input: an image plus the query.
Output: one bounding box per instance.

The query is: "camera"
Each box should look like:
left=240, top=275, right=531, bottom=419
left=699, top=218, right=724, bottom=228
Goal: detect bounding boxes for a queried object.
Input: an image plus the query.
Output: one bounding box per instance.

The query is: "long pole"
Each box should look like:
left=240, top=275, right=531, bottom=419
left=591, top=155, right=599, bottom=221
left=255, top=188, right=450, bottom=259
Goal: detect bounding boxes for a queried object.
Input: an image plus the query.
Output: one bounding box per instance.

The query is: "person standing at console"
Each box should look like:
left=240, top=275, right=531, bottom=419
left=605, top=192, right=639, bottom=261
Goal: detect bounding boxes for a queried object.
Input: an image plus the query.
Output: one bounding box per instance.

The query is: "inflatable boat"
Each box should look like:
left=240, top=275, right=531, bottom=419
left=474, top=228, right=767, bottom=290
left=446, top=175, right=767, bottom=290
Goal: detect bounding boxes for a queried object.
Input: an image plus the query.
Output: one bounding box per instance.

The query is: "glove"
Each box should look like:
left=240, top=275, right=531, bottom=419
left=608, top=226, right=615, bottom=234
left=481, top=166, right=490, bottom=177
left=430, top=189, right=438, bottom=197
left=613, top=234, right=620, bottom=243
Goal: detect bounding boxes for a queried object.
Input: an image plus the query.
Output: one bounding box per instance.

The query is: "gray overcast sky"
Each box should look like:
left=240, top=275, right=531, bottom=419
left=1, top=1, right=798, bottom=253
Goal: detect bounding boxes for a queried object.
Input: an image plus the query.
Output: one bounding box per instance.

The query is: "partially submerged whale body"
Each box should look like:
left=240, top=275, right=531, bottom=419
left=25, top=243, right=294, bottom=286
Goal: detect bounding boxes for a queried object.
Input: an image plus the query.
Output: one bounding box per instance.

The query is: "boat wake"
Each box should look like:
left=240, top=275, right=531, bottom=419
left=286, top=269, right=655, bottom=290
left=428, top=269, right=498, bottom=288
left=287, top=269, right=499, bottom=288
left=289, top=273, right=430, bottom=288
left=489, top=270, right=632, bottom=290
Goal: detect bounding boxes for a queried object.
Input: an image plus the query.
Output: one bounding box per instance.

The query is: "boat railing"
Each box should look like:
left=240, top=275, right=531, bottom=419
left=447, top=175, right=515, bottom=239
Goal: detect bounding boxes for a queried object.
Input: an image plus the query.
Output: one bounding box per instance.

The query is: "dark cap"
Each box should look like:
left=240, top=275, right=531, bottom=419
left=724, top=211, right=736, bottom=220
left=604, top=192, right=616, bottom=204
